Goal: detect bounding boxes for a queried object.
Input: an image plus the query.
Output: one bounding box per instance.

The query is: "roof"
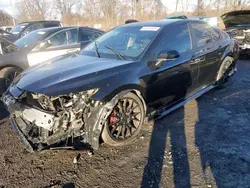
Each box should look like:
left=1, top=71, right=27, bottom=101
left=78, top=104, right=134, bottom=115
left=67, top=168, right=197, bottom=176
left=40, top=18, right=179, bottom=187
left=18, top=20, right=61, bottom=25
left=28, top=26, right=104, bottom=34
left=119, top=19, right=202, bottom=28
left=165, top=14, right=188, bottom=19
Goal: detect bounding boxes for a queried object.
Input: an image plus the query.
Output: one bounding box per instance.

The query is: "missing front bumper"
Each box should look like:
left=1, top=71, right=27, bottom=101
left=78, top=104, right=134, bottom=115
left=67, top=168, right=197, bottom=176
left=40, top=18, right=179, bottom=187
left=9, top=118, right=34, bottom=152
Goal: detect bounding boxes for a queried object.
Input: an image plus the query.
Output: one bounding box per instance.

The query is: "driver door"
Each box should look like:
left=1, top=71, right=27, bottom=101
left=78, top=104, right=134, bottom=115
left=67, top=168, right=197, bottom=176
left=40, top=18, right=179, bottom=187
left=143, top=23, right=199, bottom=112
left=27, top=28, right=80, bottom=67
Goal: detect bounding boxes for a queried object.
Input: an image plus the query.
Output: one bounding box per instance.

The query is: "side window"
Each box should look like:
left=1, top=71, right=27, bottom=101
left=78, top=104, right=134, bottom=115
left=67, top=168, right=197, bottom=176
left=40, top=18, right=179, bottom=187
left=47, top=31, right=67, bottom=47
left=79, top=29, right=97, bottom=42
left=66, top=29, right=78, bottom=44
left=154, top=23, right=191, bottom=54
left=208, top=27, right=221, bottom=41
left=191, top=23, right=219, bottom=48
left=24, top=23, right=43, bottom=34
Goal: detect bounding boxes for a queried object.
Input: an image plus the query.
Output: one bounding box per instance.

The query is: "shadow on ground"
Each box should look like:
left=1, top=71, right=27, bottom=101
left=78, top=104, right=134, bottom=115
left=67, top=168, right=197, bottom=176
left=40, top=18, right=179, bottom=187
left=141, top=61, right=250, bottom=187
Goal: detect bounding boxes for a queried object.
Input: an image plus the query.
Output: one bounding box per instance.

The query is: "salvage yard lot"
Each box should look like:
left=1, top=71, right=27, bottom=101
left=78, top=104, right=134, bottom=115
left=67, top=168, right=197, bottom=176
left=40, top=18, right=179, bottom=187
left=0, top=60, right=250, bottom=188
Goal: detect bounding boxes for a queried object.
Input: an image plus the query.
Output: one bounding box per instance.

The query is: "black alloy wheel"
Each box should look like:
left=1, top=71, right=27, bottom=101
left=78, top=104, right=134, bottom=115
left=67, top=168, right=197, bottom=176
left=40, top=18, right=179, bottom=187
left=102, top=92, right=145, bottom=146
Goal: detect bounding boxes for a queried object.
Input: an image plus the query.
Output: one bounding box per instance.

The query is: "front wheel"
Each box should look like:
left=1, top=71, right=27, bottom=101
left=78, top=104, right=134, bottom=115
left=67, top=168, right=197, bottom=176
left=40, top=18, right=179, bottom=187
left=0, top=67, right=21, bottom=95
left=101, top=92, right=145, bottom=147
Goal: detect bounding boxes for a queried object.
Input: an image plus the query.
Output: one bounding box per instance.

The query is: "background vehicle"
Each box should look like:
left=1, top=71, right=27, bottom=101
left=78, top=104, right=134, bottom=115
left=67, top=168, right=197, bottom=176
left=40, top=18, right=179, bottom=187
left=222, top=10, right=250, bottom=56
left=0, top=26, right=104, bottom=94
left=0, top=26, right=13, bottom=33
left=2, top=20, right=62, bottom=42
left=165, top=14, right=188, bottom=19
left=3, top=20, right=238, bottom=152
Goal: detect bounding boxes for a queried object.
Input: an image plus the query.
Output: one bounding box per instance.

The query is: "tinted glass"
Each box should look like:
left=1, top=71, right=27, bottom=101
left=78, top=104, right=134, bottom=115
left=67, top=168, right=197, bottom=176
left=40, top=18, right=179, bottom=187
left=208, top=27, right=220, bottom=40
left=14, top=30, right=47, bottom=48
left=10, top=23, right=28, bottom=34
left=81, top=26, right=160, bottom=59
left=24, top=23, right=43, bottom=34
left=191, top=23, right=219, bottom=48
left=154, top=23, right=191, bottom=54
left=79, top=29, right=97, bottom=42
left=67, top=29, right=78, bottom=44
left=43, top=22, right=60, bottom=28
left=48, top=31, right=67, bottom=46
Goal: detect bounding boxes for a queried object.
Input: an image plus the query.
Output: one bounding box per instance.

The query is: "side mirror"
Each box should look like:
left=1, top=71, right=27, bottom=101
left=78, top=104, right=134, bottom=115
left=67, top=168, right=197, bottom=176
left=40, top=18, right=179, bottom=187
left=39, top=40, right=51, bottom=50
left=158, top=50, right=180, bottom=60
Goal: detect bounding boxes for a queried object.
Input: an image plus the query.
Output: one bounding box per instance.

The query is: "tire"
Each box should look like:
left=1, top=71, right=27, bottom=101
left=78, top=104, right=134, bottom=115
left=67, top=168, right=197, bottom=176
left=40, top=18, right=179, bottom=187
left=101, top=92, right=145, bottom=147
left=0, top=67, right=21, bottom=95
left=216, top=57, right=234, bottom=89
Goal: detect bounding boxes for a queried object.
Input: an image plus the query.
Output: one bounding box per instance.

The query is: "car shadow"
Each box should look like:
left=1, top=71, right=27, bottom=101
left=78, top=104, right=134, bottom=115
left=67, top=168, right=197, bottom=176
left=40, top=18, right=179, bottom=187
left=141, top=107, right=191, bottom=188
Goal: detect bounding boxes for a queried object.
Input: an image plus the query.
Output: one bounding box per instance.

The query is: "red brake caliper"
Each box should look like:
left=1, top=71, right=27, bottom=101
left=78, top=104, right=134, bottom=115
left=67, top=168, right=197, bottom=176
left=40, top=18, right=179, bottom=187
left=109, top=111, right=118, bottom=125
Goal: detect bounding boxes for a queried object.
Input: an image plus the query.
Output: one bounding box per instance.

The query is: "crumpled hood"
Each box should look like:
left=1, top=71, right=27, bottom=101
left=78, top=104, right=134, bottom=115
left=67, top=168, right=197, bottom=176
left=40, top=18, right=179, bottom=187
left=221, top=10, right=250, bottom=28
left=14, top=54, right=134, bottom=96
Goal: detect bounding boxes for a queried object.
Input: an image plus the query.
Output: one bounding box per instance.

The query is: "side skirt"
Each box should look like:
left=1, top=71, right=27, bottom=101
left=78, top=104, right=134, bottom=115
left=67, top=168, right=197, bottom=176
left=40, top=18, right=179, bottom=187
left=154, top=85, right=215, bottom=120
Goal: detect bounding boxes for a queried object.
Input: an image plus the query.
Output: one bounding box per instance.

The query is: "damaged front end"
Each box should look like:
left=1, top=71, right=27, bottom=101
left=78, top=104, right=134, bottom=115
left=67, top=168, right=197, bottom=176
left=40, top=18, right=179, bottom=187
left=2, top=88, right=114, bottom=152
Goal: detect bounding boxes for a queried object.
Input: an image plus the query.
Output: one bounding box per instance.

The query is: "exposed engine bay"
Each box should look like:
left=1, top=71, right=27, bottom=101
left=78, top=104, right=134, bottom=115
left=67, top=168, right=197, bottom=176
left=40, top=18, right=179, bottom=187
left=227, top=28, right=250, bottom=49
left=3, top=89, right=115, bottom=152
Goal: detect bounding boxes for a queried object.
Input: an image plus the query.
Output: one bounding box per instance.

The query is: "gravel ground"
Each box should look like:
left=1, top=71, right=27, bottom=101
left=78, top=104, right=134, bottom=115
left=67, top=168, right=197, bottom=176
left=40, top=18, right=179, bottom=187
left=0, top=60, right=250, bottom=188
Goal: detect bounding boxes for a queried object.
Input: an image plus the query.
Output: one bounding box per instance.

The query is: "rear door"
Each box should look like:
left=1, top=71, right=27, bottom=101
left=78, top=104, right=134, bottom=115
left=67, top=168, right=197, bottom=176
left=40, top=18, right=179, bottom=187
left=27, top=28, right=79, bottom=67
left=190, top=22, right=222, bottom=90
left=143, top=23, right=199, bottom=112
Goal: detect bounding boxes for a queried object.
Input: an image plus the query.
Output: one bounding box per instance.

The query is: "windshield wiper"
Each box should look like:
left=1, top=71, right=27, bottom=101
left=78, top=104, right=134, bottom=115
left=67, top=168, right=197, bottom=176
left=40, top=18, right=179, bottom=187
left=104, top=45, right=125, bottom=60
left=94, top=41, right=100, bottom=58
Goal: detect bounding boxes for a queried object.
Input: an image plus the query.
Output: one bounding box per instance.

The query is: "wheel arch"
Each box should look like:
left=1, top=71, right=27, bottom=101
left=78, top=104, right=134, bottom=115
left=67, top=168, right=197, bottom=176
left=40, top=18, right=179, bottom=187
left=0, top=64, right=23, bottom=72
left=92, top=84, right=147, bottom=114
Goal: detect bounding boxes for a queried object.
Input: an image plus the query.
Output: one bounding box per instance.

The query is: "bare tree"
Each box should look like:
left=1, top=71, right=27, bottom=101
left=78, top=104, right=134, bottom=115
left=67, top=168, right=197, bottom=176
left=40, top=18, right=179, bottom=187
left=54, top=0, right=80, bottom=16
left=16, top=0, right=51, bottom=21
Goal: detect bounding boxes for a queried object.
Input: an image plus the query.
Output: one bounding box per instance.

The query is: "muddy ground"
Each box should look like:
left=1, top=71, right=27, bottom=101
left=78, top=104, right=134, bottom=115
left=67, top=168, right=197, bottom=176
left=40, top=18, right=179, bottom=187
left=0, top=60, right=250, bottom=188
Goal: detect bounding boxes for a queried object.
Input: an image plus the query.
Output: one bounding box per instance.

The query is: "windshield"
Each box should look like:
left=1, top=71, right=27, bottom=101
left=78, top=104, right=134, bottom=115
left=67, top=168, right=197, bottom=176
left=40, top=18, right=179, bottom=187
left=81, top=26, right=161, bottom=60
left=14, top=30, right=47, bottom=48
left=10, top=23, right=28, bottom=34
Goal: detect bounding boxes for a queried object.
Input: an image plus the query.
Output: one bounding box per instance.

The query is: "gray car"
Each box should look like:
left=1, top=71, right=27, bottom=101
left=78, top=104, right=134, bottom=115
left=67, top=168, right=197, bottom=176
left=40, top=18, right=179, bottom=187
left=0, top=26, right=104, bottom=94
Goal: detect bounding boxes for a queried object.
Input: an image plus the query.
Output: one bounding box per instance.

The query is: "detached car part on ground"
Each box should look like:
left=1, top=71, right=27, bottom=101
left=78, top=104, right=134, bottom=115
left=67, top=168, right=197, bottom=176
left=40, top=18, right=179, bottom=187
left=222, top=10, right=250, bottom=56
left=2, top=19, right=239, bottom=152
left=0, top=27, right=104, bottom=95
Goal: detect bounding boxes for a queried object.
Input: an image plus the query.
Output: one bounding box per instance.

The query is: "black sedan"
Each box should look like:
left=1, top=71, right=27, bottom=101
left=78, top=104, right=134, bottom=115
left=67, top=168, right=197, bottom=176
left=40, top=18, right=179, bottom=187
left=0, top=26, right=104, bottom=94
left=2, top=19, right=238, bottom=152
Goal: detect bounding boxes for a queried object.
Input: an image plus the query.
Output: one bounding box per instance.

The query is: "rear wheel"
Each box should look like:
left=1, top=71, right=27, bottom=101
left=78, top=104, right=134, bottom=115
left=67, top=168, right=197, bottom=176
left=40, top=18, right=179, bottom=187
left=101, top=92, right=145, bottom=147
left=0, top=67, right=21, bottom=95
left=216, top=57, right=235, bottom=89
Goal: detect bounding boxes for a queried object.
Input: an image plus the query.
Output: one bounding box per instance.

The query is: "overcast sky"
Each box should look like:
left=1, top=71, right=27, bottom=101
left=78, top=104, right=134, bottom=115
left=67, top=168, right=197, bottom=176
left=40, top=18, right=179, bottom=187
left=0, top=0, right=197, bottom=17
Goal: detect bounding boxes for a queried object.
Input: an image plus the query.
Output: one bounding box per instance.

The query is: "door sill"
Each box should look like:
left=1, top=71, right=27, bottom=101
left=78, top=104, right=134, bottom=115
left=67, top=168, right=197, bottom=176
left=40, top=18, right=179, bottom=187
left=152, top=85, right=215, bottom=121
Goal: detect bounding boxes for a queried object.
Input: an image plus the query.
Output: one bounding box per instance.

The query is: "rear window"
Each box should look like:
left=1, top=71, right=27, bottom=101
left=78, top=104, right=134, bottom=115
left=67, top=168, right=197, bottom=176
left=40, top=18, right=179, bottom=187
left=43, top=22, right=61, bottom=28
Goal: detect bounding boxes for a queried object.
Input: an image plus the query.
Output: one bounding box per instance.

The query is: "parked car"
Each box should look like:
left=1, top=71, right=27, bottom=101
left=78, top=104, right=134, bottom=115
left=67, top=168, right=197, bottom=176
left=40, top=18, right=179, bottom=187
left=0, top=28, right=12, bottom=36
left=0, top=26, right=13, bottom=33
left=0, top=26, right=104, bottom=94
left=2, top=20, right=62, bottom=42
left=221, top=10, right=250, bottom=56
left=2, top=19, right=238, bottom=152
